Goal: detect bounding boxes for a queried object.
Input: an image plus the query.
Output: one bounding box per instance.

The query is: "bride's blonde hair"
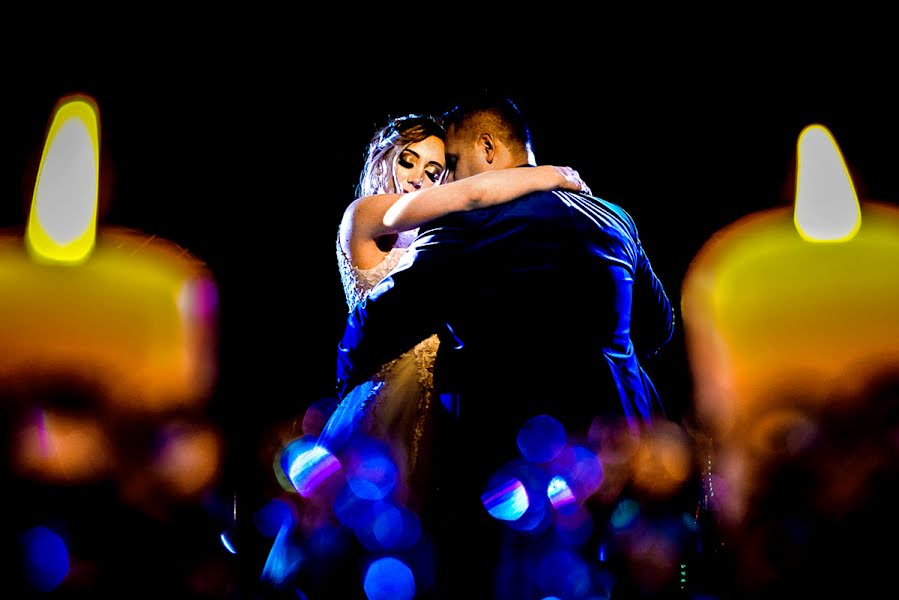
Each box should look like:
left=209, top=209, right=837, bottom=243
left=357, top=114, right=445, bottom=197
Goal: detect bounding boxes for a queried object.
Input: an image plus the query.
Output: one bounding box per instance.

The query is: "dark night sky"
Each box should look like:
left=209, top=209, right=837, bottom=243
left=3, top=44, right=899, bottom=465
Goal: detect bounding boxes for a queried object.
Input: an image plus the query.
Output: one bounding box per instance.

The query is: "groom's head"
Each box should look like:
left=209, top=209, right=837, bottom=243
left=442, top=94, right=533, bottom=182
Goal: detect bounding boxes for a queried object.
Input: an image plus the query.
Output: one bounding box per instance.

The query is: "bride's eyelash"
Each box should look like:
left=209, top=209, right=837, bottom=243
left=426, top=171, right=442, bottom=182
left=398, top=158, right=414, bottom=169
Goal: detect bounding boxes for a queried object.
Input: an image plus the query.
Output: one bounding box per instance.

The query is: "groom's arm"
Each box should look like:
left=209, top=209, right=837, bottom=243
left=336, top=219, right=468, bottom=398
left=628, top=219, right=675, bottom=358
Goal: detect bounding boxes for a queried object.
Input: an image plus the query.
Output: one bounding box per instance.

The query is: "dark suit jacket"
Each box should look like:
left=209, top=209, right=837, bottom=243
left=336, top=188, right=674, bottom=450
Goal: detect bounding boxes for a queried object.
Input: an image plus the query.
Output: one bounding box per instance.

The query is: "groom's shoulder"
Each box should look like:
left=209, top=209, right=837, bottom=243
left=499, top=189, right=571, bottom=214
left=431, top=190, right=562, bottom=226
left=540, top=191, right=644, bottom=244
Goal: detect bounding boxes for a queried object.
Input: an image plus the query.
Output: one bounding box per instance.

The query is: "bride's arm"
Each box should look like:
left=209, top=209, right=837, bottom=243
left=382, top=165, right=588, bottom=231
left=340, top=165, right=588, bottom=266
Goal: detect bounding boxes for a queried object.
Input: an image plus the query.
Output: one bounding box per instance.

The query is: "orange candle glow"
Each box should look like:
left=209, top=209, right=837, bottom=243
left=0, top=94, right=218, bottom=409
left=682, top=124, right=899, bottom=432
left=1, top=94, right=219, bottom=486
left=681, top=124, right=899, bottom=522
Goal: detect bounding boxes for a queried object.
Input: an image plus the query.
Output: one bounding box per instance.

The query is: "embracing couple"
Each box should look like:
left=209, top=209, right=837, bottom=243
left=327, top=93, right=675, bottom=598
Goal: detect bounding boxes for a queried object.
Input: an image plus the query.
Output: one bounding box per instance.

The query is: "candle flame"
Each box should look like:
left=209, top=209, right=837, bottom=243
left=794, top=124, right=861, bottom=242
left=27, top=95, right=100, bottom=264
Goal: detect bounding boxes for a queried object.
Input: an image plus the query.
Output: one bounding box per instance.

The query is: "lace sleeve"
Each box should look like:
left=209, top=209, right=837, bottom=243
left=337, top=233, right=367, bottom=312
left=336, top=228, right=419, bottom=313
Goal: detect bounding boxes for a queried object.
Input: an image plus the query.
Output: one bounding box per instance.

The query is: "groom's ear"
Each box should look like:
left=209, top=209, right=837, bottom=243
left=479, top=132, right=496, bottom=165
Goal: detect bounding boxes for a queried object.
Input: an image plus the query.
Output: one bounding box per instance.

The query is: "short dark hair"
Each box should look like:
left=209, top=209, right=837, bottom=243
left=442, top=93, right=532, bottom=152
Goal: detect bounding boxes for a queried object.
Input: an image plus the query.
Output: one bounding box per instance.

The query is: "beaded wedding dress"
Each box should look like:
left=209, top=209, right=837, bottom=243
left=325, top=229, right=439, bottom=502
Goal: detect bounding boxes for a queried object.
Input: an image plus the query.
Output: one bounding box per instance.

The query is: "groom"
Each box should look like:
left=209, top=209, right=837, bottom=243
left=336, top=94, right=675, bottom=596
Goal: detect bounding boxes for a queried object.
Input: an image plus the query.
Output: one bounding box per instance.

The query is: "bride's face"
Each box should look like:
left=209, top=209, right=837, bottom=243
left=393, top=136, right=446, bottom=194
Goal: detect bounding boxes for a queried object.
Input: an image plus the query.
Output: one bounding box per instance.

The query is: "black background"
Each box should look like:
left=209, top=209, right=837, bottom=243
left=7, top=49, right=899, bottom=421
left=3, top=40, right=899, bottom=594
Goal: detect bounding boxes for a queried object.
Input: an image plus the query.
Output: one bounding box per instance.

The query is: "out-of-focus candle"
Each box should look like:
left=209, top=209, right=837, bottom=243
left=0, top=94, right=218, bottom=412
left=682, top=124, right=899, bottom=435
left=681, top=125, right=899, bottom=540
left=0, top=93, right=220, bottom=499
left=681, top=123, right=899, bottom=593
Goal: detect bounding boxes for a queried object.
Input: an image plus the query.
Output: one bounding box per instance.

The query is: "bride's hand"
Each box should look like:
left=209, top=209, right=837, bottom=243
left=553, top=166, right=592, bottom=196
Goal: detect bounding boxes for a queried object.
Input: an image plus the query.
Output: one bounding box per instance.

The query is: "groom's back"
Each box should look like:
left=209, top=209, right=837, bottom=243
left=431, top=189, right=648, bottom=437
left=414, top=94, right=673, bottom=596
left=422, top=187, right=673, bottom=597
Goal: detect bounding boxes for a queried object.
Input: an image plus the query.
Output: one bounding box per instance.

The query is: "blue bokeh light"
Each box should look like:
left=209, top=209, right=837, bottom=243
left=21, top=525, right=69, bottom=593
left=547, top=444, right=603, bottom=505
left=255, top=497, right=296, bottom=538
left=261, top=522, right=303, bottom=587
left=483, top=461, right=554, bottom=533
left=334, top=484, right=374, bottom=531
left=547, top=475, right=576, bottom=510
left=611, top=499, right=640, bottom=530
left=370, top=502, right=422, bottom=551
left=517, top=415, right=567, bottom=463
left=345, top=439, right=397, bottom=501
left=220, top=530, right=238, bottom=554
left=363, top=557, right=416, bottom=600
left=281, top=436, right=342, bottom=497
left=482, top=478, right=530, bottom=521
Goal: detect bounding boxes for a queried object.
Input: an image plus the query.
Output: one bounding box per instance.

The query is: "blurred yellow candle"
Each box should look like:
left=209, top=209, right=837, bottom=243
left=0, top=94, right=218, bottom=412
left=682, top=124, right=899, bottom=438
